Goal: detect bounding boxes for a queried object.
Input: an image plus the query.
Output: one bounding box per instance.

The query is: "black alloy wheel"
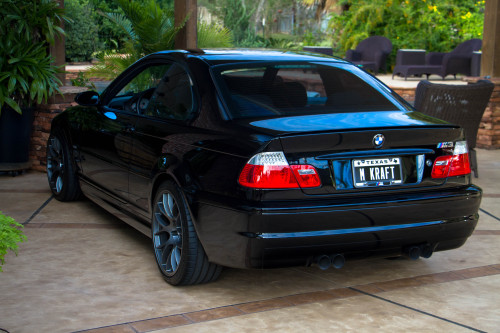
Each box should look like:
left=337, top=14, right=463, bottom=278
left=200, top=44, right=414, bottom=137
left=152, top=181, right=222, bottom=285
left=46, top=131, right=81, bottom=201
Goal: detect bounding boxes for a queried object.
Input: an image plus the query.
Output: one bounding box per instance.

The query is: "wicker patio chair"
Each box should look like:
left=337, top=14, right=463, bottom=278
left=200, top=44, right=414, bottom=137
left=345, top=36, right=392, bottom=74
left=425, top=39, right=482, bottom=79
left=414, top=80, right=494, bottom=177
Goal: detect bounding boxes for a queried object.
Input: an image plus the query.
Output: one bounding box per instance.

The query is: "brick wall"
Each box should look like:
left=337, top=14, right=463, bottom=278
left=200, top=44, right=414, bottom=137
left=30, top=86, right=87, bottom=172
left=391, top=87, right=416, bottom=103
left=477, top=81, right=500, bottom=149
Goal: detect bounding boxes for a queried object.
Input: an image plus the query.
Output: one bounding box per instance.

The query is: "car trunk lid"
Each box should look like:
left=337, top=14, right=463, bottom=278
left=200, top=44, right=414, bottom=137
left=273, top=123, right=464, bottom=195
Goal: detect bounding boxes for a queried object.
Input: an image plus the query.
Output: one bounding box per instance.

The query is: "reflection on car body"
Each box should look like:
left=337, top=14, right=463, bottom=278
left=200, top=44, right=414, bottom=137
left=47, top=50, right=481, bottom=285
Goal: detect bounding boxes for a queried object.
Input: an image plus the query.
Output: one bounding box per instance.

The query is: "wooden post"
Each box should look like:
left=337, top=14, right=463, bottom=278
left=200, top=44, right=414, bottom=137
left=481, top=0, right=500, bottom=77
left=49, top=0, right=66, bottom=85
left=174, top=0, right=198, bottom=49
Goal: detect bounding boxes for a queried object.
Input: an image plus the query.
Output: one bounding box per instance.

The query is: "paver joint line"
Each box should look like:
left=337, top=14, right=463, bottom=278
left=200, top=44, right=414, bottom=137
left=349, top=287, right=487, bottom=333
left=22, top=194, right=53, bottom=225
left=479, top=208, right=500, bottom=222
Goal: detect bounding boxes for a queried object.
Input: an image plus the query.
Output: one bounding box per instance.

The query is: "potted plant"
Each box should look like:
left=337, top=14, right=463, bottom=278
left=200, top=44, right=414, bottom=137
left=0, top=211, right=27, bottom=272
left=0, top=0, right=65, bottom=172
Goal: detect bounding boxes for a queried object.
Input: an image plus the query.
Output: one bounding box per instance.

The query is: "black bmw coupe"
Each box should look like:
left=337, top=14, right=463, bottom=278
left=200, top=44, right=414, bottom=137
left=47, top=50, right=481, bottom=285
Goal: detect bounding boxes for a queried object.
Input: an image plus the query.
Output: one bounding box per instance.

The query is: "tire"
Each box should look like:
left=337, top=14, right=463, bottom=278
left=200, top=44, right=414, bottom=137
left=46, top=130, right=81, bottom=201
left=151, top=181, right=222, bottom=285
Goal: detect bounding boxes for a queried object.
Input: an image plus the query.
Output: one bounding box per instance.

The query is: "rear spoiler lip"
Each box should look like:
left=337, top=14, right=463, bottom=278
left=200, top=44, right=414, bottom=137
left=316, top=148, right=436, bottom=160
left=275, top=124, right=459, bottom=138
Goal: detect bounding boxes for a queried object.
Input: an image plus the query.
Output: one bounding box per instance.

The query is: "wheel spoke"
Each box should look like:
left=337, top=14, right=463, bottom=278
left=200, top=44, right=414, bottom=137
left=49, top=169, right=58, bottom=183
left=166, top=245, right=181, bottom=273
left=157, top=200, right=167, bottom=217
left=56, top=176, right=63, bottom=193
left=154, top=230, right=178, bottom=248
left=160, top=246, right=171, bottom=268
left=50, top=138, right=62, bottom=159
left=154, top=211, right=169, bottom=230
left=170, top=246, right=180, bottom=271
left=163, top=193, right=176, bottom=219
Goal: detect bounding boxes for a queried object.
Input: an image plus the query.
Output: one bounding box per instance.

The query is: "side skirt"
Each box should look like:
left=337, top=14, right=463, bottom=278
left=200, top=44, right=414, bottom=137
left=80, top=179, right=152, bottom=238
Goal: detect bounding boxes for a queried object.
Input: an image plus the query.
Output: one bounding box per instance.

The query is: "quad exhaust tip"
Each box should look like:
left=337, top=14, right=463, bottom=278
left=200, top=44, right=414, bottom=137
left=314, top=254, right=345, bottom=270
left=331, top=254, right=346, bottom=269
left=404, top=244, right=434, bottom=260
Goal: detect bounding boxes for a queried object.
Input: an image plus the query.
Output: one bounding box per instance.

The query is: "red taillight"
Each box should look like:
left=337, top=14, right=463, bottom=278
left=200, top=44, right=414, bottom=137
left=238, top=152, right=321, bottom=189
left=431, top=141, right=471, bottom=178
left=239, top=164, right=299, bottom=188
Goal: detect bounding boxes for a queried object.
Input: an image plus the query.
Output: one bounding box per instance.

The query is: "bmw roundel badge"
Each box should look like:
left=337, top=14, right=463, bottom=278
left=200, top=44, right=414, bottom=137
left=373, top=134, right=385, bottom=148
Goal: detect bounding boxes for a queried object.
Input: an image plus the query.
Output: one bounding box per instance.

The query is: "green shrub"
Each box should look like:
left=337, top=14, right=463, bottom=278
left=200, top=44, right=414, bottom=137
left=0, top=211, right=27, bottom=272
left=65, top=0, right=99, bottom=62
left=70, top=71, right=96, bottom=90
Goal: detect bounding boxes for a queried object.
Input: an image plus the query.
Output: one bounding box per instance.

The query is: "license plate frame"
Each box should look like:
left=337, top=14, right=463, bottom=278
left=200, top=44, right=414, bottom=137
left=352, top=157, right=403, bottom=188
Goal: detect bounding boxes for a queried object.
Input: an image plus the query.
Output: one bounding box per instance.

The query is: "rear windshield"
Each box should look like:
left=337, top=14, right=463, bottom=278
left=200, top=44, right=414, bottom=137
left=213, top=62, right=399, bottom=119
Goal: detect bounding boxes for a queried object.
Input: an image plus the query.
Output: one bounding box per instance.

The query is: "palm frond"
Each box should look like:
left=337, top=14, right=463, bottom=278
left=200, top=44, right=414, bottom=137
left=99, top=12, right=137, bottom=41
left=198, top=22, right=233, bottom=48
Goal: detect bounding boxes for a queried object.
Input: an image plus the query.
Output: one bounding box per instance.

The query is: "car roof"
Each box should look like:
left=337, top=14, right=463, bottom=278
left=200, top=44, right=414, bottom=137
left=152, top=49, right=349, bottom=66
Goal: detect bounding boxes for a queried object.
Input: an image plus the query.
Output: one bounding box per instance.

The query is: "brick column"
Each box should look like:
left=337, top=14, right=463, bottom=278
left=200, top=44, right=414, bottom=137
left=477, top=80, right=500, bottom=149
left=30, top=86, right=87, bottom=172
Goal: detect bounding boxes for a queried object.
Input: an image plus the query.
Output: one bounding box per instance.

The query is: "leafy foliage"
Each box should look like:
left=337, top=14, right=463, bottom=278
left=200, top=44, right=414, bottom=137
left=65, top=0, right=100, bottom=62
left=87, top=0, right=128, bottom=51
left=3, top=0, right=66, bottom=44
left=0, top=34, right=62, bottom=114
left=88, top=0, right=233, bottom=80
left=0, top=0, right=65, bottom=115
left=86, top=0, right=184, bottom=80
left=204, top=0, right=257, bottom=44
left=0, top=211, right=27, bottom=272
left=329, top=0, right=485, bottom=65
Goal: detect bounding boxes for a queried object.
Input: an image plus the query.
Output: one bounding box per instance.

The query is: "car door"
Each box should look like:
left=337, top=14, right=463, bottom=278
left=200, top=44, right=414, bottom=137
left=77, top=99, right=135, bottom=203
left=127, top=61, right=197, bottom=217
left=79, top=61, right=172, bottom=203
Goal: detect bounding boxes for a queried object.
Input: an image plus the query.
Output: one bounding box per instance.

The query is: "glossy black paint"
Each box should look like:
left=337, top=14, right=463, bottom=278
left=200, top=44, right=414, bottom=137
left=51, top=50, right=481, bottom=269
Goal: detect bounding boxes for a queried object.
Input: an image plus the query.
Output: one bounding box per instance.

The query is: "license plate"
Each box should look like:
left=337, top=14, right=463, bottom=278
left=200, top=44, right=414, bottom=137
left=352, top=157, right=403, bottom=187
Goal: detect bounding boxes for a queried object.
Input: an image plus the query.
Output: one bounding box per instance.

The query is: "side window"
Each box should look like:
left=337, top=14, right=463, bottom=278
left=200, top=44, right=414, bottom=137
left=144, top=64, right=194, bottom=121
left=107, top=63, right=172, bottom=113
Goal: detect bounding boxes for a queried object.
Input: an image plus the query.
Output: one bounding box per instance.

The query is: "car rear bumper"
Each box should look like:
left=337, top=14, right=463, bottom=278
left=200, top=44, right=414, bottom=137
left=193, top=185, right=481, bottom=269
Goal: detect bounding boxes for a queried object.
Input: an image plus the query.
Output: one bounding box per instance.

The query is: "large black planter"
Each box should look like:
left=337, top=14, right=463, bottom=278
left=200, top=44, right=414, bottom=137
left=0, top=106, right=34, bottom=172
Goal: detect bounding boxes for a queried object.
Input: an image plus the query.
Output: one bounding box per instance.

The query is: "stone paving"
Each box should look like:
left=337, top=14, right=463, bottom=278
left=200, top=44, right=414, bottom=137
left=0, top=149, right=499, bottom=333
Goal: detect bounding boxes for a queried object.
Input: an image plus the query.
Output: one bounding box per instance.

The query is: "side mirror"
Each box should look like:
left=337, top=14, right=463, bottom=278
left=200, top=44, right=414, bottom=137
left=75, top=91, right=100, bottom=106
